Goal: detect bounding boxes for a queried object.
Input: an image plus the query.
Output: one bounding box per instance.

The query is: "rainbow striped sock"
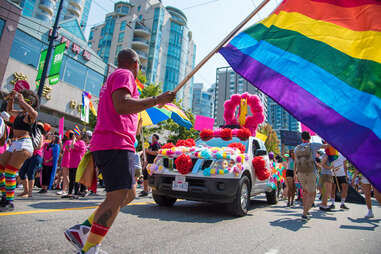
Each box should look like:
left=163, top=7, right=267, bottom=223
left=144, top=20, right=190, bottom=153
left=82, top=209, right=96, bottom=227
left=5, top=165, right=19, bottom=202
left=0, top=164, right=5, bottom=198
left=82, top=223, right=109, bottom=253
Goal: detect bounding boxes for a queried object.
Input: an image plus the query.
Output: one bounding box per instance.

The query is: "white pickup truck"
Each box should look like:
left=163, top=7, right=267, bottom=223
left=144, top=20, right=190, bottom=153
left=148, top=136, right=277, bottom=216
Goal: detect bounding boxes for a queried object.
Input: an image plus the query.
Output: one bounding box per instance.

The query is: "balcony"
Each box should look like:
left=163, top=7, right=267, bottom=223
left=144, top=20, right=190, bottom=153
left=135, top=50, right=148, bottom=62
left=38, top=0, right=55, bottom=16
left=134, top=23, right=150, bottom=37
left=69, top=0, right=83, bottom=9
left=132, top=37, right=149, bottom=50
left=67, top=5, right=81, bottom=17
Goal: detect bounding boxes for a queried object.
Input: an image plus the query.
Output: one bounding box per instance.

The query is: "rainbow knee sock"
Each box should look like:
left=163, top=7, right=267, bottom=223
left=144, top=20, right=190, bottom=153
left=82, top=209, right=96, bottom=227
left=5, top=165, right=19, bottom=202
left=0, top=165, right=5, bottom=198
left=82, top=223, right=109, bottom=253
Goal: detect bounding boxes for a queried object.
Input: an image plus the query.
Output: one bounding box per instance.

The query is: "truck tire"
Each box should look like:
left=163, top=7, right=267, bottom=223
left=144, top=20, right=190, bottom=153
left=230, top=176, right=250, bottom=217
left=265, top=189, right=278, bottom=204
left=152, top=192, right=177, bottom=207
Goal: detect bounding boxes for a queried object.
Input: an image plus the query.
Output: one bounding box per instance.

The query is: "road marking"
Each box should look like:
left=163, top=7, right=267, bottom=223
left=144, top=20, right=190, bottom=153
left=0, top=201, right=155, bottom=216
left=265, top=249, right=279, bottom=254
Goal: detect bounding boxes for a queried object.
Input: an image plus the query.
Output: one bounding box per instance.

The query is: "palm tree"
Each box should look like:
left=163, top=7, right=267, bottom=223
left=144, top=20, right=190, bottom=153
left=258, top=123, right=280, bottom=154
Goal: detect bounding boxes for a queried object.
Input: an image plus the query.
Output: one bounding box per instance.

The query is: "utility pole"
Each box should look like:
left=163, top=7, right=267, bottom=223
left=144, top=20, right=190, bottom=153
left=37, top=0, right=65, bottom=100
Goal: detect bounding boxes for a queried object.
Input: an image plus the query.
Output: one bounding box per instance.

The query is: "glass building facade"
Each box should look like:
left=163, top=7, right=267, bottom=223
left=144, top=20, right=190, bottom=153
left=147, top=7, right=164, bottom=84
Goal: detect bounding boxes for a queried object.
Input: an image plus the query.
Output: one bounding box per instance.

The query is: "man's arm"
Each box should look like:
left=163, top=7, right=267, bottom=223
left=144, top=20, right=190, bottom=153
left=112, top=88, right=176, bottom=115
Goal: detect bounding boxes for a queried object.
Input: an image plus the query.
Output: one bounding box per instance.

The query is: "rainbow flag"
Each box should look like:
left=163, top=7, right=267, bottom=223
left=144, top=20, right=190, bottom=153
left=73, top=125, right=81, bottom=136
left=136, top=79, right=144, bottom=95
left=220, top=0, right=381, bottom=191
left=325, top=146, right=339, bottom=163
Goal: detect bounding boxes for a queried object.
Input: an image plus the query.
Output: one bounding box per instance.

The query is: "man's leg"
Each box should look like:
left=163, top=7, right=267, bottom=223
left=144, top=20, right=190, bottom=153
left=82, top=189, right=129, bottom=252
left=340, top=182, right=349, bottom=208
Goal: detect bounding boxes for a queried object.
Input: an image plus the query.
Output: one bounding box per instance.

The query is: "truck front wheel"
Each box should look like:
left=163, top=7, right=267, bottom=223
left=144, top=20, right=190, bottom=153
left=152, top=192, right=177, bottom=207
left=230, top=176, right=250, bottom=217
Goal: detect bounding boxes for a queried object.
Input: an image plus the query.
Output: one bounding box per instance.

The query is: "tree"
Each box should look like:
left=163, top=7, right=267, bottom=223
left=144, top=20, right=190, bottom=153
left=258, top=123, right=280, bottom=154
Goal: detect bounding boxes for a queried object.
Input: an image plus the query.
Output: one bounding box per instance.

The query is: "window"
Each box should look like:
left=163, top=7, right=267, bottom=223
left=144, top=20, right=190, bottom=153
left=0, top=18, right=5, bottom=39
left=139, top=15, right=143, bottom=20
left=10, top=30, right=44, bottom=68
left=138, top=5, right=141, bottom=12
left=115, top=44, right=122, bottom=56
left=85, top=69, right=103, bottom=96
left=62, top=57, right=86, bottom=90
left=89, top=30, right=94, bottom=40
left=120, top=21, right=126, bottom=31
left=118, top=32, right=124, bottom=42
left=122, top=6, right=129, bottom=14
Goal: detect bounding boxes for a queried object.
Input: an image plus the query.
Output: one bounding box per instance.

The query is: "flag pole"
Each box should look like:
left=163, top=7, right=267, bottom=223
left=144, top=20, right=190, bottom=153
left=173, top=0, right=270, bottom=93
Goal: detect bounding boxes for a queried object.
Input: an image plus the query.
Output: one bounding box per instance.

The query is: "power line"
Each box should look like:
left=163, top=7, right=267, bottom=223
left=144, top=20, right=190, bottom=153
left=183, top=0, right=221, bottom=10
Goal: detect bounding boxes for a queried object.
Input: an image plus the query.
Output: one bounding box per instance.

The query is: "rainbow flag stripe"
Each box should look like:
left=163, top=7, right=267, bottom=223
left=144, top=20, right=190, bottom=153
left=220, top=0, right=381, bottom=191
left=136, top=79, right=144, bottom=95
left=73, top=125, right=81, bottom=135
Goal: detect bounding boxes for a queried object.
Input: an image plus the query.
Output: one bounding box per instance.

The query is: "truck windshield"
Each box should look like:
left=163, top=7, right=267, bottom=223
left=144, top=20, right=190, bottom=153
left=196, top=137, right=249, bottom=153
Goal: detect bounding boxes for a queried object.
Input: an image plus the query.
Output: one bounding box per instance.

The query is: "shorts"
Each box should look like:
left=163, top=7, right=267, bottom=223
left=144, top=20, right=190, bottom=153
left=135, top=168, right=141, bottom=178
left=319, top=174, right=333, bottom=187
left=337, top=176, right=347, bottom=185
left=297, top=172, right=317, bottom=193
left=286, top=170, right=294, bottom=178
left=8, top=138, right=34, bottom=154
left=92, top=150, right=136, bottom=192
left=18, top=154, right=42, bottom=180
left=361, top=177, right=370, bottom=185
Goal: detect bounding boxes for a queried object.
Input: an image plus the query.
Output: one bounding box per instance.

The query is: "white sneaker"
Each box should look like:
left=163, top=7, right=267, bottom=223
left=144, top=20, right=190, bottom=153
left=77, top=245, right=108, bottom=254
left=365, top=210, right=374, bottom=219
left=57, top=190, right=68, bottom=195
left=64, top=224, right=90, bottom=251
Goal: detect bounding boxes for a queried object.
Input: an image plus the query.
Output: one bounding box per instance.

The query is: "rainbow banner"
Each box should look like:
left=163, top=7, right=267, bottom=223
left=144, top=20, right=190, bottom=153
left=220, top=0, right=381, bottom=191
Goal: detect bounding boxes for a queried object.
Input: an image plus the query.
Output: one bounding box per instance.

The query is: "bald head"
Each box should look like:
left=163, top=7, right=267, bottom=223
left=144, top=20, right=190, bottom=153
left=117, top=48, right=140, bottom=77
left=117, top=49, right=139, bottom=67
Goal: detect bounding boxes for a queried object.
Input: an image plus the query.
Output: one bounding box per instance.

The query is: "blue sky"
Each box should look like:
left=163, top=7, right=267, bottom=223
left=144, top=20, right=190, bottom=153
left=86, top=0, right=280, bottom=90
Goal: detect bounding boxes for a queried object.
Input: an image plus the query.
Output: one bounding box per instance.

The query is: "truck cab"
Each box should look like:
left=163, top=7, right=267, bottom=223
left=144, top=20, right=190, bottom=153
left=148, top=136, right=277, bottom=216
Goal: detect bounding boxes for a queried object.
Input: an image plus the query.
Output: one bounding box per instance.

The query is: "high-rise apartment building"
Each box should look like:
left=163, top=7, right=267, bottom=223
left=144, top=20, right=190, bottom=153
left=192, top=83, right=212, bottom=118
left=213, top=67, right=268, bottom=127
left=267, top=98, right=300, bottom=135
left=88, top=0, right=196, bottom=110
left=11, top=0, right=92, bottom=30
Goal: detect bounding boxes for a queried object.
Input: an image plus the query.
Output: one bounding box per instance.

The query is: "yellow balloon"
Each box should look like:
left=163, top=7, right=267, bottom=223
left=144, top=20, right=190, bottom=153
left=144, top=142, right=150, bottom=149
left=210, top=168, right=216, bottom=175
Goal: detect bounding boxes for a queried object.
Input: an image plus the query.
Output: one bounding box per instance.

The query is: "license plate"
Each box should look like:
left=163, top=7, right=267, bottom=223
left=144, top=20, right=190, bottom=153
left=172, top=175, right=188, bottom=192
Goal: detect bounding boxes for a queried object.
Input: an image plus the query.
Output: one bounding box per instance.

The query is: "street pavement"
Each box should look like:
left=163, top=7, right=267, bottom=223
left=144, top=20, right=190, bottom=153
left=1, top=187, right=380, bottom=254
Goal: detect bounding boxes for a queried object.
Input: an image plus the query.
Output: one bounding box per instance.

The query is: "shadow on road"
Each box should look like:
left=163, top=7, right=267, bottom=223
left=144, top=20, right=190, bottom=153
left=120, top=198, right=269, bottom=223
left=270, top=218, right=310, bottom=231
left=29, top=201, right=100, bottom=209
left=339, top=217, right=381, bottom=231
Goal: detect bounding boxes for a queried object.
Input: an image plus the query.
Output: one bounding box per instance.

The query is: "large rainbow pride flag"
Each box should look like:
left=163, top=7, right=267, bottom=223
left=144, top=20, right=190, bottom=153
left=220, top=0, right=381, bottom=191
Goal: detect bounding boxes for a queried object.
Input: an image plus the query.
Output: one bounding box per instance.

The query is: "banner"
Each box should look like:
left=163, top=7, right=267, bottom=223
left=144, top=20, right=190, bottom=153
left=194, top=115, right=214, bottom=131
left=59, top=117, right=64, bottom=140
left=81, top=92, right=90, bottom=123
left=48, top=43, right=66, bottom=85
left=35, top=49, right=47, bottom=82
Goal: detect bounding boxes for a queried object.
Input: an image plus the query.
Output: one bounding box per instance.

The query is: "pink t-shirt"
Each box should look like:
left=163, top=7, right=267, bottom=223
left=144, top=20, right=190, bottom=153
left=61, top=140, right=72, bottom=168
left=90, top=68, right=139, bottom=152
left=69, top=139, right=86, bottom=168
left=43, top=144, right=53, bottom=166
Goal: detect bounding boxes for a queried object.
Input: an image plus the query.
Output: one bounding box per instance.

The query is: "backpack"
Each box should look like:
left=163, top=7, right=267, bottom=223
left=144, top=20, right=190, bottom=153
left=294, top=143, right=315, bottom=173
left=30, top=123, right=43, bottom=150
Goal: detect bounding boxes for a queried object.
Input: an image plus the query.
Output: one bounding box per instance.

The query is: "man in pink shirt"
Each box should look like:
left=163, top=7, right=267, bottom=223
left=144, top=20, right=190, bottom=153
left=64, top=49, right=176, bottom=254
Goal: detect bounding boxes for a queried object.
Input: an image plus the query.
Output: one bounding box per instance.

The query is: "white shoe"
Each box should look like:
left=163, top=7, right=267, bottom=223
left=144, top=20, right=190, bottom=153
left=57, top=190, right=68, bottom=195
left=77, top=245, right=108, bottom=254
left=365, top=210, right=374, bottom=219
left=64, top=224, right=90, bottom=251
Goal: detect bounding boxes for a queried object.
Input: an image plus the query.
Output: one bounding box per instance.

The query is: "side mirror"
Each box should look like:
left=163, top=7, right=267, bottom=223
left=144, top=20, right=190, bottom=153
left=255, top=149, right=267, bottom=156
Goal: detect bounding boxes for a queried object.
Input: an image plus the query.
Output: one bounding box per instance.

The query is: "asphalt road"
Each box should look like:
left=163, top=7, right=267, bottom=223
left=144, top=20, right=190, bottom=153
left=1, top=187, right=380, bottom=254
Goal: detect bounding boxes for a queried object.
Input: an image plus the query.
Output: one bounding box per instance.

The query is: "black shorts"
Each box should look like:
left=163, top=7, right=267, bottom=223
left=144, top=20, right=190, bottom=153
left=337, top=176, right=347, bottom=185
left=93, top=150, right=136, bottom=192
left=286, top=170, right=294, bottom=178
